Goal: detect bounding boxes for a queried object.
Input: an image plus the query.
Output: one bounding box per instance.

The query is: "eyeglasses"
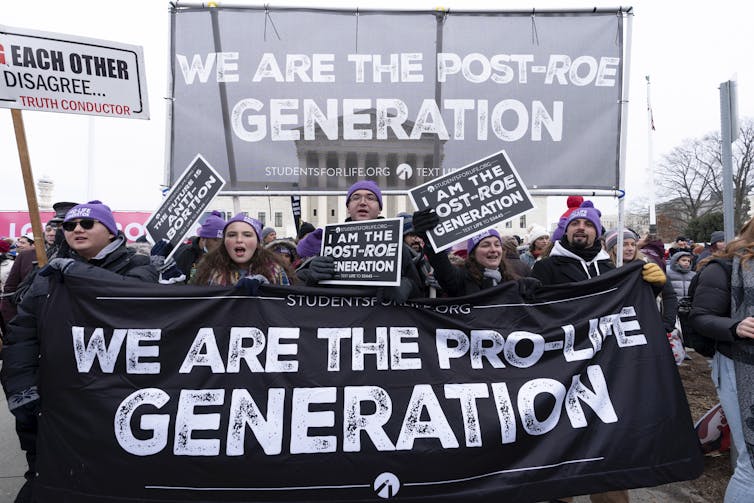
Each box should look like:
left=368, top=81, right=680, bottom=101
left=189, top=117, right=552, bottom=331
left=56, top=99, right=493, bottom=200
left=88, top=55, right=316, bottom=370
left=62, top=219, right=96, bottom=232
left=348, top=193, right=378, bottom=204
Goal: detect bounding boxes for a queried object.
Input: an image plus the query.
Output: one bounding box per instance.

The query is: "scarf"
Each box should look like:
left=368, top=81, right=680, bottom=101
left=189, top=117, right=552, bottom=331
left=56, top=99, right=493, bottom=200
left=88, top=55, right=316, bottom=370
left=729, top=255, right=754, bottom=470
left=483, top=268, right=502, bottom=286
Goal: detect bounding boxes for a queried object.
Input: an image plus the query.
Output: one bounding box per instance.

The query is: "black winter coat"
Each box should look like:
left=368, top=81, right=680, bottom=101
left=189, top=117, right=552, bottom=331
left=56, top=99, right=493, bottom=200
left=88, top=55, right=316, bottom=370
left=425, top=249, right=508, bottom=297
left=689, top=258, right=754, bottom=362
left=1, top=235, right=158, bottom=398
left=173, top=237, right=204, bottom=283
left=530, top=242, right=614, bottom=285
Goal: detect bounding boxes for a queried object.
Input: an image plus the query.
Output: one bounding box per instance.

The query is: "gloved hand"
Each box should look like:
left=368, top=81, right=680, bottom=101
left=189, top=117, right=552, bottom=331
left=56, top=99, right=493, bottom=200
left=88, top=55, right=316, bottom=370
left=150, top=239, right=174, bottom=269
left=411, top=208, right=440, bottom=237
left=308, top=255, right=335, bottom=282
left=517, top=277, right=542, bottom=301
left=158, top=257, right=186, bottom=284
left=642, top=262, right=666, bottom=286
left=378, top=277, right=414, bottom=304
left=235, top=274, right=270, bottom=296
left=39, top=257, right=75, bottom=277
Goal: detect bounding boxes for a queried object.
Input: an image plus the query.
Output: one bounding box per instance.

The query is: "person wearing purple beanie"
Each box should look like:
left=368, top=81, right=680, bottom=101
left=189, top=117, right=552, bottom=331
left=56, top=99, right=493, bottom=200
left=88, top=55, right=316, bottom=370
left=172, top=210, right=227, bottom=283
left=295, top=180, right=421, bottom=304
left=1, top=200, right=157, bottom=503
left=191, top=213, right=292, bottom=288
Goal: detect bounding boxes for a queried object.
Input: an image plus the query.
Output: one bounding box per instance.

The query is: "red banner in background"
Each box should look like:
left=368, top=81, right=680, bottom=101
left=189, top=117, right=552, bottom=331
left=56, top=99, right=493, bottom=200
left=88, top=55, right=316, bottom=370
left=0, top=211, right=153, bottom=242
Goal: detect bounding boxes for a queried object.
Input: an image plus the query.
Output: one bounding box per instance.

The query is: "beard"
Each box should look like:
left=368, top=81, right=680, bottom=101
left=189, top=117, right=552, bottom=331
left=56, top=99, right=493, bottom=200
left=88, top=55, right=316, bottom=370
left=570, top=236, right=589, bottom=250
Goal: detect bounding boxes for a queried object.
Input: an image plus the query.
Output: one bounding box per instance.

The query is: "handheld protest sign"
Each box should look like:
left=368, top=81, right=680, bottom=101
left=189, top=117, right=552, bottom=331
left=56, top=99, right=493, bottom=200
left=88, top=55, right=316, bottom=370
left=409, top=150, right=535, bottom=252
left=144, top=154, right=225, bottom=258
left=0, top=24, right=149, bottom=119
left=320, top=218, right=403, bottom=286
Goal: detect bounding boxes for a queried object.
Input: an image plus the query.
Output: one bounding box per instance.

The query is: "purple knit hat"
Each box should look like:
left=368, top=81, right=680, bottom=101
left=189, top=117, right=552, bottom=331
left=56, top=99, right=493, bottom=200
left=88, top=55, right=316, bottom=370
left=346, top=180, right=383, bottom=209
left=64, top=200, right=118, bottom=235
left=565, top=201, right=603, bottom=235
left=296, top=227, right=323, bottom=259
left=224, top=213, right=263, bottom=242
left=467, top=228, right=502, bottom=255
left=198, top=210, right=226, bottom=238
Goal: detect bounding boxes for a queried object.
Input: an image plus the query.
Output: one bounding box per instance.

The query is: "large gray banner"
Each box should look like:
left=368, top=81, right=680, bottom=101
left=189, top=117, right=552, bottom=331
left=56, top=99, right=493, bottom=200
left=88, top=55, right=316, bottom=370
left=169, top=7, right=625, bottom=193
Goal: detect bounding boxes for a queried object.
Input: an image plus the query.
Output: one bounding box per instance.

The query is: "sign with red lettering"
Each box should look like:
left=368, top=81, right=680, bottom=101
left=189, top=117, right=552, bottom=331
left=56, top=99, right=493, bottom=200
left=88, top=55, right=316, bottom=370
left=0, top=24, right=149, bottom=118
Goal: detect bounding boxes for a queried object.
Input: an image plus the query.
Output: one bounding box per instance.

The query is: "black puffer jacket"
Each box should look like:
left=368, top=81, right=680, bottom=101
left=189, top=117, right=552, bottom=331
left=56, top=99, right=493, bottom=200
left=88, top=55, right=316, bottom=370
left=1, top=234, right=158, bottom=399
left=689, top=258, right=754, bottom=362
left=173, top=236, right=204, bottom=283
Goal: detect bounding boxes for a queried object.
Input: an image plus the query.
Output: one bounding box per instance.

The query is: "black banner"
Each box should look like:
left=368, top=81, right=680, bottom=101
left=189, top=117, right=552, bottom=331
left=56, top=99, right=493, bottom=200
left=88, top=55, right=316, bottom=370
left=36, top=262, right=702, bottom=502
left=145, top=154, right=225, bottom=254
left=409, top=150, right=535, bottom=252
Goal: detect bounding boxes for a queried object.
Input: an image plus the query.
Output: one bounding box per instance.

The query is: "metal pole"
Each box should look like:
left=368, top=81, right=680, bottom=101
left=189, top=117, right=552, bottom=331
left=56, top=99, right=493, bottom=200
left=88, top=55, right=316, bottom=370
left=646, top=76, right=657, bottom=231
left=615, top=11, right=633, bottom=267
left=720, top=81, right=735, bottom=241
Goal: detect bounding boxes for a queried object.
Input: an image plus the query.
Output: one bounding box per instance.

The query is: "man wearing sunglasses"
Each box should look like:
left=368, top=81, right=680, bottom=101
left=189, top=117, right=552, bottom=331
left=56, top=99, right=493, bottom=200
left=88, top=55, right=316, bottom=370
left=0, top=200, right=157, bottom=503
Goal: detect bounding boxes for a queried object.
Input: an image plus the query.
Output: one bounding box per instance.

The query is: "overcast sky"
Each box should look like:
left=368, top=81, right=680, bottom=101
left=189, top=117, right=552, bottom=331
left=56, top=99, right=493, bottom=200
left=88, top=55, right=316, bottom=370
left=1, top=0, right=752, bottom=224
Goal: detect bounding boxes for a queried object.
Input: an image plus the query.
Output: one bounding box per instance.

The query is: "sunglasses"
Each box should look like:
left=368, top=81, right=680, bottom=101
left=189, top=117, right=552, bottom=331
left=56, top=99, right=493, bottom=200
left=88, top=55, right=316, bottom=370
left=62, top=219, right=96, bottom=232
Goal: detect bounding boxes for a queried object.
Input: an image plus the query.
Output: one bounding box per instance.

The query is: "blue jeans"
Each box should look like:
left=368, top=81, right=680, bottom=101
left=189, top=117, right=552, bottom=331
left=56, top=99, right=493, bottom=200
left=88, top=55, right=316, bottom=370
left=712, top=352, right=754, bottom=503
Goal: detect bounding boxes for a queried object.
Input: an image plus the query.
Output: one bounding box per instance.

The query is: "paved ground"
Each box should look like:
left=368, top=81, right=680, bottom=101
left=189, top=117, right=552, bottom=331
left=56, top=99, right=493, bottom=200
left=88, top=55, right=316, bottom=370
left=0, top=368, right=25, bottom=503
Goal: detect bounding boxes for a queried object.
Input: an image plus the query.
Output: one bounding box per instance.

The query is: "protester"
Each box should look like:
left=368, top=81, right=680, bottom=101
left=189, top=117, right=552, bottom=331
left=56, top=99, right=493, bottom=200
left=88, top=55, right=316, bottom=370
left=667, top=251, right=696, bottom=300
left=266, top=238, right=298, bottom=269
left=0, top=240, right=13, bottom=342
left=605, top=227, right=677, bottom=338
left=668, top=236, right=692, bottom=257
left=0, top=249, right=36, bottom=332
left=395, top=212, right=442, bottom=297
left=690, top=218, right=754, bottom=503
left=397, top=212, right=425, bottom=254
left=296, top=180, right=422, bottom=304
left=412, top=222, right=523, bottom=296
left=15, top=234, right=34, bottom=253
left=531, top=201, right=612, bottom=284
left=44, top=201, right=79, bottom=260
left=43, top=223, right=56, bottom=248
left=520, top=224, right=550, bottom=268
left=172, top=210, right=226, bottom=283
left=262, top=227, right=277, bottom=244
left=533, top=213, right=666, bottom=503
left=296, top=221, right=316, bottom=242
left=696, top=230, right=726, bottom=264
left=0, top=240, right=13, bottom=294
left=501, top=235, right=531, bottom=278
left=637, top=231, right=667, bottom=270
left=191, top=213, right=292, bottom=288
left=0, top=200, right=158, bottom=503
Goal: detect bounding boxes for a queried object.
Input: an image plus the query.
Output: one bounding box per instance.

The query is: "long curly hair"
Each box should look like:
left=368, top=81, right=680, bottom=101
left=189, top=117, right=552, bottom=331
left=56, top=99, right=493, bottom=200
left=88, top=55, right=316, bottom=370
left=191, top=241, right=287, bottom=286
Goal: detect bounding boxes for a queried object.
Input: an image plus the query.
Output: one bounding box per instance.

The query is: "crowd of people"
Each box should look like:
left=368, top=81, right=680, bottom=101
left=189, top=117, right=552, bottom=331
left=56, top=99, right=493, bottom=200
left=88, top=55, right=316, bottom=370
left=0, top=182, right=752, bottom=503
